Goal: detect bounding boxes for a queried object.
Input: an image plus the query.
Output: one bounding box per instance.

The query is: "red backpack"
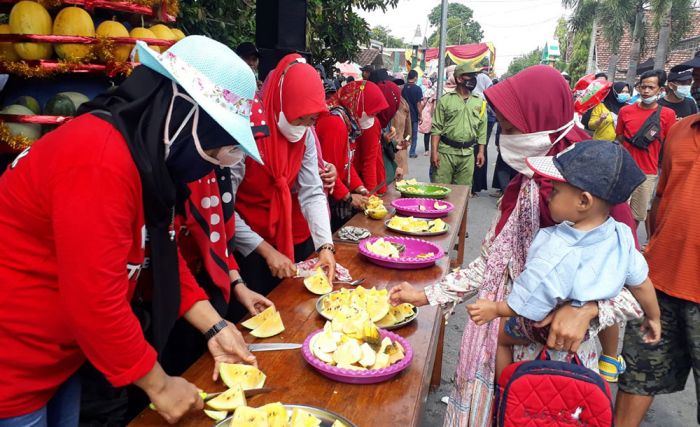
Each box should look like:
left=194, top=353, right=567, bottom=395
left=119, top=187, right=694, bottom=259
left=495, top=349, right=614, bottom=427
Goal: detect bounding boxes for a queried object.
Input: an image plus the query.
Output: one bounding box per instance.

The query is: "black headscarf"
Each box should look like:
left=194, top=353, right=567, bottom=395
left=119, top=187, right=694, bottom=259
left=603, top=81, right=630, bottom=115
left=78, top=66, right=235, bottom=353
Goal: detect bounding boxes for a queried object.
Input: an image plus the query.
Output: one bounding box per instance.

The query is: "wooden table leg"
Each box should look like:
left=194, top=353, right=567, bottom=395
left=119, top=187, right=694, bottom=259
left=452, top=202, right=469, bottom=268
left=430, top=320, right=446, bottom=391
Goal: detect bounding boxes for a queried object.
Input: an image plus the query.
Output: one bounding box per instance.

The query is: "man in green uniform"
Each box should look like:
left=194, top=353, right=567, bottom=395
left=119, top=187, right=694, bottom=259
left=430, top=62, right=487, bottom=188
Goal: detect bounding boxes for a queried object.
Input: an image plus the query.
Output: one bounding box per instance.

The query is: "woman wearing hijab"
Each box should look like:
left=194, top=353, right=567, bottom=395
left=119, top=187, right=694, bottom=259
left=232, top=54, right=336, bottom=295
left=589, top=82, right=631, bottom=141
left=376, top=80, right=404, bottom=184
left=390, top=65, right=643, bottom=426
left=0, top=36, right=258, bottom=425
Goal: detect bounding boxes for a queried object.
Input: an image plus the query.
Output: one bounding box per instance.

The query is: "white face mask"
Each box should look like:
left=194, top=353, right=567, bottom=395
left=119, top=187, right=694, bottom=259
left=277, top=110, right=308, bottom=142
left=641, top=94, right=659, bottom=105
left=359, top=112, right=375, bottom=129
left=164, top=81, right=243, bottom=167
left=498, top=119, right=576, bottom=177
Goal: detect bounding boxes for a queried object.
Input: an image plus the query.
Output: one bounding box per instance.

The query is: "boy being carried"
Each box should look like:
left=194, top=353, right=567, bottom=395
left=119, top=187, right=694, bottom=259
left=467, top=140, right=661, bottom=381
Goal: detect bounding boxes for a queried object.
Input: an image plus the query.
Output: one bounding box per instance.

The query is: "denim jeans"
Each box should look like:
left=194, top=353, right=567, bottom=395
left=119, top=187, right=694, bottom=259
left=0, top=374, right=81, bottom=427
left=409, top=120, right=418, bottom=156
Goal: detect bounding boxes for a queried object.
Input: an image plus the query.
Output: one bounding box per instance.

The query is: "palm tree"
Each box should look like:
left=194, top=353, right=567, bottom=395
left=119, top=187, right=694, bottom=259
left=651, top=0, right=694, bottom=69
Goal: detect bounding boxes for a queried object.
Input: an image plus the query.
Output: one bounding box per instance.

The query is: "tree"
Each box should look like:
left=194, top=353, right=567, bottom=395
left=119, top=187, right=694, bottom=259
left=554, top=17, right=570, bottom=71
left=178, top=0, right=256, bottom=48
left=504, top=48, right=543, bottom=78
left=427, top=3, right=483, bottom=47
left=568, top=23, right=592, bottom=82
left=369, top=25, right=407, bottom=48
left=651, top=0, right=694, bottom=68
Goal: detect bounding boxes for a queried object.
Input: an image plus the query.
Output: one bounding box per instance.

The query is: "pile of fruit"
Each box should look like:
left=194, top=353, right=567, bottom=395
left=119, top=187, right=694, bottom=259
left=387, top=216, right=446, bottom=233
left=226, top=404, right=347, bottom=427
left=241, top=306, right=285, bottom=338
left=364, top=195, right=387, bottom=220
left=203, top=363, right=266, bottom=420
left=309, top=321, right=407, bottom=371
left=303, top=268, right=333, bottom=295
left=365, top=238, right=401, bottom=258
left=319, top=286, right=415, bottom=328
left=1, top=92, right=88, bottom=142
left=2, top=1, right=185, bottom=63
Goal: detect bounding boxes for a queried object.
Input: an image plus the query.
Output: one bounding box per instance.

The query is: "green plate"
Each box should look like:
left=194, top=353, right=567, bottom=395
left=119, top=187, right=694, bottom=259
left=396, top=184, right=451, bottom=199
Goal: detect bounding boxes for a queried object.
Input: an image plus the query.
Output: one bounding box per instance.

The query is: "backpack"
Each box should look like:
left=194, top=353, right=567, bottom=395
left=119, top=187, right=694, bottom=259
left=626, top=106, right=662, bottom=150
left=495, top=349, right=614, bottom=427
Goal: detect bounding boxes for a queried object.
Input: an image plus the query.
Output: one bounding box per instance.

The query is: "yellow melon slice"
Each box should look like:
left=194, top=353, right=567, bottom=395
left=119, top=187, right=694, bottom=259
left=389, top=306, right=407, bottom=323
left=366, top=295, right=390, bottom=322
left=358, top=343, right=376, bottom=368
left=375, top=311, right=398, bottom=328
left=303, top=268, right=332, bottom=295
left=371, top=352, right=391, bottom=370
left=241, top=306, right=276, bottom=330
left=203, top=409, right=228, bottom=421
left=250, top=311, right=284, bottom=338
left=206, top=384, right=246, bottom=411
left=397, top=303, right=416, bottom=318
left=290, top=408, right=322, bottom=427
left=230, top=405, right=267, bottom=427
left=219, top=363, right=266, bottom=390
left=434, top=201, right=448, bottom=210
left=331, top=421, right=349, bottom=427
left=386, top=341, right=406, bottom=365
left=260, top=402, right=287, bottom=427
left=333, top=339, right=362, bottom=365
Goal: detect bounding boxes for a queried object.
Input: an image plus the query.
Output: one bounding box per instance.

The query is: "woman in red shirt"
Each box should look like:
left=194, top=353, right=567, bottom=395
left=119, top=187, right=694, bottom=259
left=0, top=37, right=258, bottom=425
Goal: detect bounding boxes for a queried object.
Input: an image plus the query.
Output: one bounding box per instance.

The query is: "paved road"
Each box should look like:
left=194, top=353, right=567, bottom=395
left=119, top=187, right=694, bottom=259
left=404, top=134, right=696, bottom=426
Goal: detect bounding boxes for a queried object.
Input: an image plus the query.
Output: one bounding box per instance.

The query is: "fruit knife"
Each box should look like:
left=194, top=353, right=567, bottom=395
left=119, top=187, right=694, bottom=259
left=248, top=343, right=302, bottom=352
left=149, top=388, right=271, bottom=410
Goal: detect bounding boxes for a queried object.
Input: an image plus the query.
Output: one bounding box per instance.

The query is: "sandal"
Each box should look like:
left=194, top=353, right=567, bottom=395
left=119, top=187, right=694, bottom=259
left=598, top=354, right=626, bottom=383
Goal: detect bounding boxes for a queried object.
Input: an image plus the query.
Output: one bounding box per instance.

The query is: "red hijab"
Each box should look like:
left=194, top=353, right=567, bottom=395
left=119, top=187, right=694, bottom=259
left=484, top=65, right=635, bottom=239
left=376, top=81, right=402, bottom=128
left=329, top=80, right=388, bottom=122
left=236, top=54, right=327, bottom=259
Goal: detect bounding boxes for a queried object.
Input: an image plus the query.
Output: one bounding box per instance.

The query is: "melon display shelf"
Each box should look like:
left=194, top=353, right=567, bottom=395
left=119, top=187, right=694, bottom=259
left=0, top=0, right=176, bottom=22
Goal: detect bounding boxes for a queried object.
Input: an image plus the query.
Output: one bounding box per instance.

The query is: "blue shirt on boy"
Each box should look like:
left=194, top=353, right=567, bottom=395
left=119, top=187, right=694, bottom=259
left=507, top=217, right=648, bottom=321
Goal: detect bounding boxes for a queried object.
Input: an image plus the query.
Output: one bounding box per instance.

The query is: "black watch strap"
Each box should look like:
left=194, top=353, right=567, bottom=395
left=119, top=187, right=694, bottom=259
left=204, top=319, right=228, bottom=340
left=231, top=278, right=246, bottom=288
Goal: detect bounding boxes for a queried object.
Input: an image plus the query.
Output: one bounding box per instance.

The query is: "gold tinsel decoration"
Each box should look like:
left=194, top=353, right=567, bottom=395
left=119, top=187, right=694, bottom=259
left=0, top=123, right=34, bottom=151
left=0, top=60, right=72, bottom=78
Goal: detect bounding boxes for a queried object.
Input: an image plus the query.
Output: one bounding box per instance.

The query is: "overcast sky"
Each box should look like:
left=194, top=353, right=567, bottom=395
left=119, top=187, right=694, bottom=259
left=357, top=0, right=570, bottom=75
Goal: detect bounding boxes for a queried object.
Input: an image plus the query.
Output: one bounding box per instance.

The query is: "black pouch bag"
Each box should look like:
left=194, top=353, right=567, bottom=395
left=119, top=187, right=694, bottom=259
left=626, top=106, right=662, bottom=150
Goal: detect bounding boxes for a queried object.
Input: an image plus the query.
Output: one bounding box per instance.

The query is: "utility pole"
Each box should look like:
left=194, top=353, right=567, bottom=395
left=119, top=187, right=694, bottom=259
left=436, top=0, right=448, bottom=101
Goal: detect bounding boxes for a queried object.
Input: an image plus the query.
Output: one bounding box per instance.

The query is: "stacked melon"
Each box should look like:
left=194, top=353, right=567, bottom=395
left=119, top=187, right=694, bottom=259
left=319, top=286, right=416, bottom=328
left=241, top=306, right=285, bottom=338
left=303, top=268, right=333, bottom=295
left=204, top=363, right=267, bottom=420
left=227, top=404, right=347, bottom=427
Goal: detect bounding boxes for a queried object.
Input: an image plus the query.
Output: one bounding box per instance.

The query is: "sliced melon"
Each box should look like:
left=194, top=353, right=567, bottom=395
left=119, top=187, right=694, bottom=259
left=358, top=343, right=376, bottom=368
left=371, top=352, right=391, bottom=370
left=397, top=303, right=416, bottom=319
left=389, top=306, right=407, bottom=323
left=260, top=402, right=287, bottom=427
left=314, top=330, right=338, bottom=353
left=219, top=363, right=266, bottom=390
left=230, top=405, right=267, bottom=427
left=206, top=384, right=246, bottom=411
left=375, top=311, right=398, bottom=328
left=203, top=409, right=228, bottom=421
left=331, top=421, right=349, bottom=427
left=241, top=306, right=276, bottom=330
left=290, top=408, right=322, bottom=427
left=332, top=339, right=362, bottom=365
left=250, top=311, right=284, bottom=338
left=303, top=268, right=332, bottom=295
left=366, top=295, right=390, bottom=322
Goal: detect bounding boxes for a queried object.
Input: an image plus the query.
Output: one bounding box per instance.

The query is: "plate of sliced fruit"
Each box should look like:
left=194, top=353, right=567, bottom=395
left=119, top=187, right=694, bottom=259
left=385, top=216, right=449, bottom=236
left=391, top=198, right=454, bottom=218
left=213, top=403, right=356, bottom=427
left=315, top=286, right=417, bottom=330
left=303, top=322, right=413, bottom=384
left=395, top=179, right=451, bottom=199
left=358, top=236, right=443, bottom=269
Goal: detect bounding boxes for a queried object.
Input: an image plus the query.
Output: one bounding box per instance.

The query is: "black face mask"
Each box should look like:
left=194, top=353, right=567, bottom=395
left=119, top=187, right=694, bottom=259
left=461, top=78, right=477, bottom=91
left=165, top=132, right=214, bottom=183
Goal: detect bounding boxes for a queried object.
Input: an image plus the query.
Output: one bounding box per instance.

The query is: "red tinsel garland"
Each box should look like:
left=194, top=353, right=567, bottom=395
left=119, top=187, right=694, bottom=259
left=0, top=114, right=73, bottom=125
left=0, top=34, right=175, bottom=47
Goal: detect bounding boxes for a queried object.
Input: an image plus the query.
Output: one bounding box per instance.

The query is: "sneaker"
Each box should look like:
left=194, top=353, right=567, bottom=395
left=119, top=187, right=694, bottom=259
left=409, top=154, right=418, bottom=158
left=423, top=151, right=430, bottom=156
left=598, top=354, right=626, bottom=383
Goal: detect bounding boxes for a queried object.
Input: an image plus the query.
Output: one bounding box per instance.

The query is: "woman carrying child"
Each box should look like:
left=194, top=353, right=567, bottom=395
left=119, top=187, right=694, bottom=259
left=389, top=65, right=645, bottom=426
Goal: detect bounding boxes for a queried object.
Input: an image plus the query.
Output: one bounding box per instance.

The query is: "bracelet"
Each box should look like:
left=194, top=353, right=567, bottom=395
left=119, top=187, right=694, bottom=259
left=204, top=319, right=228, bottom=340
left=317, top=243, right=336, bottom=254
left=231, top=278, right=246, bottom=288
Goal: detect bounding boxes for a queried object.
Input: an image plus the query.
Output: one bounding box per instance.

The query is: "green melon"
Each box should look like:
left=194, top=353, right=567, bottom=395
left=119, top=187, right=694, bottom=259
left=14, top=96, right=41, bottom=115
left=0, top=104, right=42, bottom=141
left=44, top=94, right=76, bottom=116
left=57, top=91, right=89, bottom=110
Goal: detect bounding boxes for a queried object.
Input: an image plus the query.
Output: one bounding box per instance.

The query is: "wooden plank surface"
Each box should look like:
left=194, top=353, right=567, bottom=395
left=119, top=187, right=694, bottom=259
left=129, top=243, right=452, bottom=427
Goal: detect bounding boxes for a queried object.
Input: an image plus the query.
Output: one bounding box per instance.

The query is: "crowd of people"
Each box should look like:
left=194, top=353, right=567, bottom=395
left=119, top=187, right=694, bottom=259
left=0, top=32, right=698, bottom=427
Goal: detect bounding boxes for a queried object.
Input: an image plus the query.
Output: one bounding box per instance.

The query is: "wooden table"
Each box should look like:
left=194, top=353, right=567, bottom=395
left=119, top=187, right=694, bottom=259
left=333, top=184, right=469, bottom=268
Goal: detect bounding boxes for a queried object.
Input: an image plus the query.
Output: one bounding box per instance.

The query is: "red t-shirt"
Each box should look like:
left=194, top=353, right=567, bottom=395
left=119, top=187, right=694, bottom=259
left=616, top=103, right=677, bottom=174
left=0, top=115, right=206, bottom=417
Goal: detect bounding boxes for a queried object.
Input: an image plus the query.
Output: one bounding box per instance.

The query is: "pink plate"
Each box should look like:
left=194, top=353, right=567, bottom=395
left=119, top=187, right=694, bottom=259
left=358, top=236, right=443, bottom=269
left=302, top=329, right=413, bottom=384
left=391, top=198, right=455, bottom=218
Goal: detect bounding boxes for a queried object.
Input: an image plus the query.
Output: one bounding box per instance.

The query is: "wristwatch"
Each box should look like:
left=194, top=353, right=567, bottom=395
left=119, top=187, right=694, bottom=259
left=231, top=277, right=246, bottom=288
left=317, top=243, right=336, bottom=254
left=204, top=319, right=228, bottom=340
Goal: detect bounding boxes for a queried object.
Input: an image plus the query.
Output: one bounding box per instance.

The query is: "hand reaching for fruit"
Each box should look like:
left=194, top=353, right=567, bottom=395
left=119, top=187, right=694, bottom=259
left=208, top=322, right=257, bottom=381
left=389, top=282, right=429, bottom=307
left=233, top=284, right=274, bottom=316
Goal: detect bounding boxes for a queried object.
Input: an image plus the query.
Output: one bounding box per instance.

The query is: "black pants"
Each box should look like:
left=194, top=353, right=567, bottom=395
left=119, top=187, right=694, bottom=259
left=423, top=133, right=431, bottom=151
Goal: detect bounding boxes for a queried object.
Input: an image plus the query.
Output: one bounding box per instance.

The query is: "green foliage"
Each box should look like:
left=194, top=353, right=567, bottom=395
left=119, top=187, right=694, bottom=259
left=370, top=25, right=407, bottom=48
left=554, top=16, right=569, bottom=70
left=427, top=3, right=483, bottom=47
left=178, top=0, right=256, bottom=47
left=504, top=48, right=544, bottom=78
left=568, top=23, right=592, bottom=82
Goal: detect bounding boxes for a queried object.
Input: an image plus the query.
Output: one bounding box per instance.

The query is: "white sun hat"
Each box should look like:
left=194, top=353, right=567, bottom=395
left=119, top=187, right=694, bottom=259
left=135, top=35, right=262, bottom=163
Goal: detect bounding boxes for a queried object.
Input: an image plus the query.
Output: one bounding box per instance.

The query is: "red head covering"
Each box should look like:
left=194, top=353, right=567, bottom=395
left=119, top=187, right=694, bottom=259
left=329, top=80, right=389, bottom=122
left=484, top=65, right=635, bottom=241
left=376, top=80, right=402, bottom=128
left=236, top=54, right=327, bottom=259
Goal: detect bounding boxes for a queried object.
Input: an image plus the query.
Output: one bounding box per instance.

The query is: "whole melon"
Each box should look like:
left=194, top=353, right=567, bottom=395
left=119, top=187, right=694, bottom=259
left=95, top=20, right=130, bottom=63
left=9, top=1, right=53, bottom=60
left=57, top=91, right=89, bottom=110
left=170, top=28, right=186, bottom=41
left=129, top=27, right=156, bottom=62
left=53, top=7, right=95, bottom=61
left=148, top=24, right=176, bottom=53
left=14, top=96, right=41, bottom=114
left=44, top=94, right=76, bottom=116
left=0, top=24, right=20, bottom=61
left=0, top=104, right=42, bottom=142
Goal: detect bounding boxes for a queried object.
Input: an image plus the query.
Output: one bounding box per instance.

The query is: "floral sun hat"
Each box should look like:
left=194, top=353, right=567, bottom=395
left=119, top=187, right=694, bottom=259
left=135, top=35, right=262, bottom=163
